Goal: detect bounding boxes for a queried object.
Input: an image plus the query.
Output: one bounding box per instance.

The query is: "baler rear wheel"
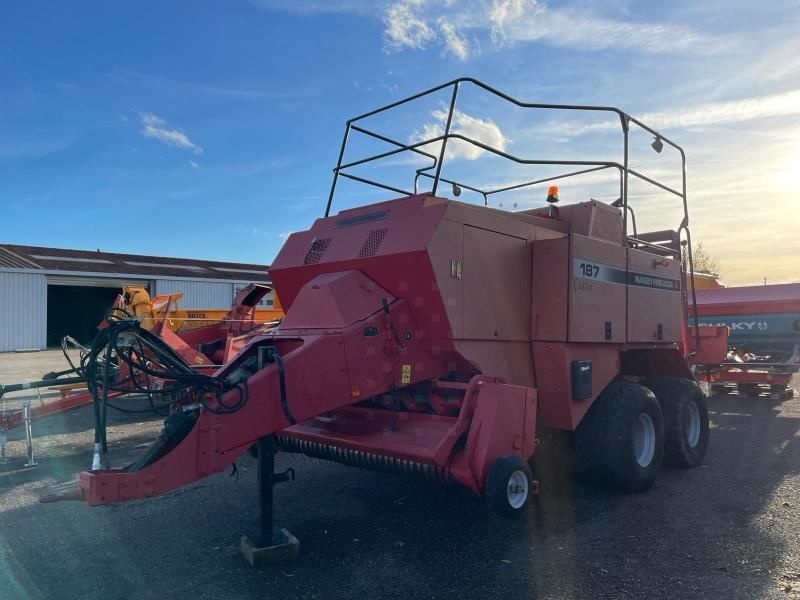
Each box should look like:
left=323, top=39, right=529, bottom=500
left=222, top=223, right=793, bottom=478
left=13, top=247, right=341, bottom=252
left=646, top=377, right=709, bottom=468
left=485, top=455, right=533, bottom=517
left=573, top=382, right=664, bottom=492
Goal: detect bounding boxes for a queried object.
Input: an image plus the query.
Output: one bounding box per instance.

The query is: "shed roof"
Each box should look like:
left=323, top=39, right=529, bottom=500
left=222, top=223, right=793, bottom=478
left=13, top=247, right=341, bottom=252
left=0, top=243, right=269, bottom=282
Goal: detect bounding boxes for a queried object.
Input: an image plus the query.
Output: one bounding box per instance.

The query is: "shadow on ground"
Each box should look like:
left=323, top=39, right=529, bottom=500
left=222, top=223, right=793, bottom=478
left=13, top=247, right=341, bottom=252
left=0, top=392, right=798, bottom=600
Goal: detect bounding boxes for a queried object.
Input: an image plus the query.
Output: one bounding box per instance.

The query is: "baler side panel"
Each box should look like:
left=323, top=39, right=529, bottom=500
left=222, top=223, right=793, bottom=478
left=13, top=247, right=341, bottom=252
left=454, top=340, right=535, bottom=388
left=531, top=237, right=569, bottom=341
left=569, top=235, right=627, bottom=343
left=620, top=347, right=694, bottom=380
left=532, top=342, right=620, bottom=430
left=627, top=249, right=682, bottom=343
left=427, top=218, right=463, bottom=340
left=341, top=298, right=448, bottom=398
left=462, top=225, right=530, bottom=342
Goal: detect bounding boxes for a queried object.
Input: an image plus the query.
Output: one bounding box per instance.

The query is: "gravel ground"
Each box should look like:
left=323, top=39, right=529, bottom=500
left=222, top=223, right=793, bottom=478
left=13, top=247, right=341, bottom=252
left=0, top=351, right=798, bottom=599
left=0, top=349, right=84, bottom=412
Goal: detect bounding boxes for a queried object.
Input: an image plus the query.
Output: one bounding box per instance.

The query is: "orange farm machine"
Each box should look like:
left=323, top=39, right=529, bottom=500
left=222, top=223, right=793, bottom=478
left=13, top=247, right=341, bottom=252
left=0, top=283, right=281, bottom=464
left=59, top=79, right=726, bottom=553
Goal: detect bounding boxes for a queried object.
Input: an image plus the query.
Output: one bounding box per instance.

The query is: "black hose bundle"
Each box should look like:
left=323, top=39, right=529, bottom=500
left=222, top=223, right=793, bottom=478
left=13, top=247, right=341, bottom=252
left=80, top=308, right=248, bottom=466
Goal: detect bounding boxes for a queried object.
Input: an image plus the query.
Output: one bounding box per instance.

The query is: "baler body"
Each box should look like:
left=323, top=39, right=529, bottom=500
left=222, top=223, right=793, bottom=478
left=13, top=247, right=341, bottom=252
left=75, top=78, right=704, bottom=511
left=79, top=192, right=690, bottom=504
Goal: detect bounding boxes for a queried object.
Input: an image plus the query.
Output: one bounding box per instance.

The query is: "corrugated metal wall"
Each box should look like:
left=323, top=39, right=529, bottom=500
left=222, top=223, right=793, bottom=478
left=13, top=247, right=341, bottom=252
left=153, top=279, right=235, bottom=309
left=0, top=274, right=251, bottom=352
left=0, top=272, right=47, bottom=351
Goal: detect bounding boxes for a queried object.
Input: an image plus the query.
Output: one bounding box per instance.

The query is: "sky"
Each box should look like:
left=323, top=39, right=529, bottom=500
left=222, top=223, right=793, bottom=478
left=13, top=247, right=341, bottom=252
left=1, top=0, right=798, bottom=285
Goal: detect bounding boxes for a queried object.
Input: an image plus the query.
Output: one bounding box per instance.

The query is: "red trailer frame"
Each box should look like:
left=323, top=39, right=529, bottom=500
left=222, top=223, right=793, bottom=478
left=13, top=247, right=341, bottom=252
left=693, top=284, right=800, bottom=399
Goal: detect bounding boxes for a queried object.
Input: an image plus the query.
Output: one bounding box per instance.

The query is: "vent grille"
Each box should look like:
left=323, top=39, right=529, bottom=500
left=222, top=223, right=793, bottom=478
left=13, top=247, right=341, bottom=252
left=590, top=207, right=623, bottom=243
left=303, top=238, right=331, bottom=264
left=358, top=228, right=388, bottom=257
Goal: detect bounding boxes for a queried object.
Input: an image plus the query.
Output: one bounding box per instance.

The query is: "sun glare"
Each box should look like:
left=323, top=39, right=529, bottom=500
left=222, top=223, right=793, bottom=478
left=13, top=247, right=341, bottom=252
left=773, top=144, right=800, bottom=195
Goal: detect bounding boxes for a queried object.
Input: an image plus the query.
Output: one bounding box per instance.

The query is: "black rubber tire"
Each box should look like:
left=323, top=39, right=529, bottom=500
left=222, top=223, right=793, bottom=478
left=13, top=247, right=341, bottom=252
left=646, top=377, right=709, bottom=468
left=485, top=455, right=533, bottom=517
left=573, top=382, right=664, bottom=493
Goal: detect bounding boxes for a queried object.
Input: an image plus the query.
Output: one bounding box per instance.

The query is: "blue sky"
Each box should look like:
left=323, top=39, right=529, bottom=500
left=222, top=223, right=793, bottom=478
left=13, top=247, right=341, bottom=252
left=1, top=0, right=798, bottom=284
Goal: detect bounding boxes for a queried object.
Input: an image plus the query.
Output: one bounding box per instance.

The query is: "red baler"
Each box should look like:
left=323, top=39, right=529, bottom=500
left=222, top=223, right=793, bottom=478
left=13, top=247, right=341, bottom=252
left=72, top=79, right=713, bottom=530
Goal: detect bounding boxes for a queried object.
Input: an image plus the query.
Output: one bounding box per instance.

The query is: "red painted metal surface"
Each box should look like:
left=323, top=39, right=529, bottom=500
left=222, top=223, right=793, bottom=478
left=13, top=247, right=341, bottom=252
left=687, top=326, right=729, bottom=366
left=80, top=275, right=450, bottom=504
left=703, top=370, right=793, bottom=385
left=696, top=283, right=800, bottom=316
left=531, top=342, right=619, bottom=430
left=692, top=285, right=799, bottom=388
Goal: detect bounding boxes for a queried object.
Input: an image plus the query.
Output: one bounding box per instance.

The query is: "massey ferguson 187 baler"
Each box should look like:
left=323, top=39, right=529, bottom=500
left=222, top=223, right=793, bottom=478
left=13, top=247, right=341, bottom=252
left=70, top=79, right=713, bottom=541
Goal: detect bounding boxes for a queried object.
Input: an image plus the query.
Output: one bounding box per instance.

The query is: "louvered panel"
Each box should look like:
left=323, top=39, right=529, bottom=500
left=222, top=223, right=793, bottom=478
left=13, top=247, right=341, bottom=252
left=358, top=228, right=388, bottom=257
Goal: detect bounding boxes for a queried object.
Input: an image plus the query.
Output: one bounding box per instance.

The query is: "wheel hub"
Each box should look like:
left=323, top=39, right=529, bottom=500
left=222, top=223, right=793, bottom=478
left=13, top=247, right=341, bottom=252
left=507, top=470, right=529, bottom=508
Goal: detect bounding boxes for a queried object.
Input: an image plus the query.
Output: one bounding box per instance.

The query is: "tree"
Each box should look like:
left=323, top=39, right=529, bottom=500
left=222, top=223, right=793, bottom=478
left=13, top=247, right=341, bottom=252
left=684, top=241, right=722, bottom=276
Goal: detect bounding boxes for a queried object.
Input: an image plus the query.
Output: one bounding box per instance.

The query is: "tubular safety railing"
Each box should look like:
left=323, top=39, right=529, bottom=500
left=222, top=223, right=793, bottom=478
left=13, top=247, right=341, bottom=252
left=323, top=77, right=699, bottom=348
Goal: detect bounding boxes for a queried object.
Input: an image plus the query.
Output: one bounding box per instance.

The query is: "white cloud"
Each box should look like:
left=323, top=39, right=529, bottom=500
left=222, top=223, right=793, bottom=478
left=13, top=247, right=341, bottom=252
left=380, top=0, right=718, bottom=58
left=438, top=19, right=470, bottom=60
left=411, top=108, right=508, bottom=160
left=189, top=160, right=199, bottom=169
left=640, top=89, right=800, bottom=130
left=278, top=231, right=293, bottom=241
left=544, top=88, right=800, bottom=137
left=139, top=112, right=203, bottom=155
left=492, top=4, right=712, bottom=54
left=384, top=1, right=436, bottom=51
left=0, top=138, right=73, bottom=159
left=488, top=0, right=540, bottom=42
left=259, top=0, right=717, bottom=58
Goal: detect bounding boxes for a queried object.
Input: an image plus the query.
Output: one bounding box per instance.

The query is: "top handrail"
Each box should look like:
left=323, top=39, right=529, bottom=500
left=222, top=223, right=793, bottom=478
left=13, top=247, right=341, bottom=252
left=325, top=78, right=687, bottom=228
left=323, top=77, right=698, bottom=348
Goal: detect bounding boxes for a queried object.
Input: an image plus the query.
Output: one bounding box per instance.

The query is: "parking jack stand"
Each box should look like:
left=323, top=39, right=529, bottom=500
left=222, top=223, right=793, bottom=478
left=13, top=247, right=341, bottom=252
left=240, top=434, right=299, bottom=567
left=23, top=399, right=37, bottom=468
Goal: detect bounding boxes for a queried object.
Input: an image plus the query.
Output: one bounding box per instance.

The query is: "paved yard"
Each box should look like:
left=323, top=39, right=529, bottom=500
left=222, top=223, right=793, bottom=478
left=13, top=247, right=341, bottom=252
left=0, top=351, right=798, bottom=599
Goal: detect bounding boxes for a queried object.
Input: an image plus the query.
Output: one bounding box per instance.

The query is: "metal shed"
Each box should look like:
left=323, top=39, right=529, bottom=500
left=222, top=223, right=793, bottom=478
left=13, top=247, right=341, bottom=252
left=0, top=244, right=270, bottom=352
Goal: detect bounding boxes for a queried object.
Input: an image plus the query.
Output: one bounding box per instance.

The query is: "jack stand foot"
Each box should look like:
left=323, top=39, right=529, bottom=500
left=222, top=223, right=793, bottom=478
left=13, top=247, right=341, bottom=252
left=240, top=433, right=298, bottom=567
left=241, top=528, right=300, bottom=567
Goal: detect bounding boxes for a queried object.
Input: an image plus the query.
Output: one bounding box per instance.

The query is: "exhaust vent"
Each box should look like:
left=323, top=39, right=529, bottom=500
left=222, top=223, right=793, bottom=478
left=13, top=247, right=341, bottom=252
left=303, top=238, right=331, bottom=264
left=358, top=228, right=388, bottom=257
left=590, top=207, right=623, bottom=243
